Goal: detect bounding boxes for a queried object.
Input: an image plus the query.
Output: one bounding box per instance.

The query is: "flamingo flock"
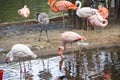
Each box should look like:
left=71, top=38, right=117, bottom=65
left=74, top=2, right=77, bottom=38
left=3, top=0, right=110, bottom=80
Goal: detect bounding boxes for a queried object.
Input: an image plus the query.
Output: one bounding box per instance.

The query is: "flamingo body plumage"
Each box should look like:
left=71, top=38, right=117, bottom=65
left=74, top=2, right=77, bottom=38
left=88, top=12, right=108, bottom=27
left=48, top=0, right=77, bottom=12
left=75, top=0, right=98, bottom=18
left=58, top=31, right=86, bottom=59
left=18, top=5, right=30, bottom=18
left=98, top=7, right=109, bottom=19
left=48, top=0, right=77, bottom=28
left=6, top=44, right=37, bottom=62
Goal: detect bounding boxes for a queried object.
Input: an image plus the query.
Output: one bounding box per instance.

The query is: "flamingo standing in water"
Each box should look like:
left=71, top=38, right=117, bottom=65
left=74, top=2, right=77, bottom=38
left=5, top=44, right=37, bottom=80
left=58, top=31, right=87, bottom=59
left=48, top=0, right=77, bottom=29
left=18, top=5, right=30, bottom=33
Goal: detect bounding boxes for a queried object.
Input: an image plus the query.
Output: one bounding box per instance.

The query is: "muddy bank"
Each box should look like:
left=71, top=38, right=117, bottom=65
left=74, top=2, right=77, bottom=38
left=0, top=21, right=120, bottom=63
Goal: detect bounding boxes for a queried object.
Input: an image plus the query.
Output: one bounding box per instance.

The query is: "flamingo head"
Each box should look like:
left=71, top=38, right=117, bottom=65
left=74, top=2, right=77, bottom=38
left=5, top=51, right=13, bottom=64
left=5, top=57, right=9, bottom=64
left=80, top=36, right=87, bottom=42
left=58, top=46, right=64, bottom=59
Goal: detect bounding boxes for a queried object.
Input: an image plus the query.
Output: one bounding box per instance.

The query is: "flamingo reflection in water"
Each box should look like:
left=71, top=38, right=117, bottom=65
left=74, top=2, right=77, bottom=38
left=59, top=49, right=114, bottom=80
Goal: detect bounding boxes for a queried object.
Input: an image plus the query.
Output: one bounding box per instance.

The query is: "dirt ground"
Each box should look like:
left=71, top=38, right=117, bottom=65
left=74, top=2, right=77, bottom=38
left=0, top=22, right=120, bottom=59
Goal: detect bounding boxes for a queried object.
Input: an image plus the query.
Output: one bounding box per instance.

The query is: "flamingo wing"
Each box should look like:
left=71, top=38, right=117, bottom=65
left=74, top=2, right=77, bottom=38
left=61, top=31, right=81, bottom=43
left=55, top=1, right=77, bottom=11
left=11, top=44, right=36, bottom=58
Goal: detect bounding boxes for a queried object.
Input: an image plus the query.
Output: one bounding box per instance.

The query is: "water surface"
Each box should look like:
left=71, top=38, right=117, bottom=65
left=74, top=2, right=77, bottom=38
left=0, top=48, right=120, bottom=80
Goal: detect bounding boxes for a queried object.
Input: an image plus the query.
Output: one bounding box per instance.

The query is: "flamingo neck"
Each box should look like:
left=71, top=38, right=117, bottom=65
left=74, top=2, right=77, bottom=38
left=58, top=46, right=65, bottom=59
left=5, top=51, right=14, bottom=63
left=100, top=19, right=108, bottom=27
left=76, top=1, right=82, bottom=9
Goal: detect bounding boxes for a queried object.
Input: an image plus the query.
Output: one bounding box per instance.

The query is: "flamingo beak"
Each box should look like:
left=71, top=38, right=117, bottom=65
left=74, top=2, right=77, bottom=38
left=5, top=57, right=9, bottom=64
left=58, top=48, right=64, bottom=59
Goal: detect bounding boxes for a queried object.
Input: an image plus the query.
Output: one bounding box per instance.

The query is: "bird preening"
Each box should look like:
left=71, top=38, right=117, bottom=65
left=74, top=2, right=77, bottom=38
left=18, top=5, right=30, bottom=19
left=18, top=5, right=31, bottom=34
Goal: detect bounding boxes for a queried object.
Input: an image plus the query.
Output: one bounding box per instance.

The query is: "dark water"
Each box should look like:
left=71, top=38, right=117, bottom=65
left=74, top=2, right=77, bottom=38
left=0, top=48, right=120, bottom=80
left=0, top=0, right=59, bottom=23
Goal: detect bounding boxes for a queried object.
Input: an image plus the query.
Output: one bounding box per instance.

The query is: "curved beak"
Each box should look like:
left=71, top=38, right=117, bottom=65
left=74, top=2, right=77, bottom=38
left=58, top=47, right=64, bottom=59
left=5, top=57, right=9, bottom=64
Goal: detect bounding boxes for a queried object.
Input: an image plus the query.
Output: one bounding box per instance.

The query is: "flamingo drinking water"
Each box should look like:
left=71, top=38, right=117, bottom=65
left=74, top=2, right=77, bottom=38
left=5, top=44, right=37, bottom=80
left=58, top=31, right=87, bottom=59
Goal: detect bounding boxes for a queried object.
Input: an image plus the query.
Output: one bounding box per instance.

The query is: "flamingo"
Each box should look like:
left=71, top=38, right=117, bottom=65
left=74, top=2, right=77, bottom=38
left=98, top=7, right=109, bottom=19
left=5, top=44, right=37, bottom=80
left=88, top=12, right=108, bottom=28
left=35, top=12, right=49, bottom=42
left=58, top=31, right=86, bottom=59
left=75, top=0, right=98, bottom=30
left=18, top=5, right=30, bottom=33
left=48, top=0, right=77, bottom=29
left=18, top=5, right=30, bottom=18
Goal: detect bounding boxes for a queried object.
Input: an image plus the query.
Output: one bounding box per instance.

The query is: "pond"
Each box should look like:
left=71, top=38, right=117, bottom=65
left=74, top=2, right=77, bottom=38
left=0, top=0, right=61, bottom=23
left=0, top=47, right=120, bottom=80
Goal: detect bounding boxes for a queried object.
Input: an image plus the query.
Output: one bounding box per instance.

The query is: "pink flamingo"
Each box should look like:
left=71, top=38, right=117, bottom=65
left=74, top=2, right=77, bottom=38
left=18, top=5, right=30, bottom=18
left=48, top=0, right=77, bottom=29
left=58, top=31, right=86, bottom=59
left=5, top=44, right=37, bottom=80
left=88, top=12, right=108, bottom=28
left=98, top=7, right=109, bottom=19
left=18, top=5, right=30, bottom=33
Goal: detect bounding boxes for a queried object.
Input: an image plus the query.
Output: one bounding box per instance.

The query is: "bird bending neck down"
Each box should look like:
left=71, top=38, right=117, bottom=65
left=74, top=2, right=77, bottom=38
left=57, top=31, right=86, bottom=59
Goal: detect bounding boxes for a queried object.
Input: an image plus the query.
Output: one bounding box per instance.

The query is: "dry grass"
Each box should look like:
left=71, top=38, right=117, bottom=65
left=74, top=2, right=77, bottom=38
left=0, top=24, right=120, bottom=57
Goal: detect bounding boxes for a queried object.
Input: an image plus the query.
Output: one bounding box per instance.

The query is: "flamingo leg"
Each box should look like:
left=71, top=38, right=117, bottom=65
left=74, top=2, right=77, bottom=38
left=27, top=60, right=32, bottom=70
left=45, top=28, right=49, bottom=42
left=38, top=25, right=43, bottom=41
left=19, top=58, right=22, bottom=80
left=79, top=46, right=82, bottom=59
left=86, top=18, right=89, bottom=31
left=23, top=61, right=26, bottom=78
left=70, top=43, right=74, bottom=57
left=62, top=11, right=65, bottom=29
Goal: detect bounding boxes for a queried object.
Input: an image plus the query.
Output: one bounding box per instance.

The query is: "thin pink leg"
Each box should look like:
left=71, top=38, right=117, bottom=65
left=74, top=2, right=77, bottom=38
left=19, top=58, right=22, bottom=80
left=23, top=61, right=26, bottom=78
left=71, top=43, right=74, bottom=57
left=62, top=11, right=65, bottom=29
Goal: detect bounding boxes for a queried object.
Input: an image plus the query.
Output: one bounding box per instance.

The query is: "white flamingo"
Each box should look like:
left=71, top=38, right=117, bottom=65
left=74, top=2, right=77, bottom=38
left=35, top=12, right=49, bottom=42
left=75, top=0, right=98, bottom=30
left=75, top=0, right=98, bottom=18
left=5, top=44, right=37, bottom=80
